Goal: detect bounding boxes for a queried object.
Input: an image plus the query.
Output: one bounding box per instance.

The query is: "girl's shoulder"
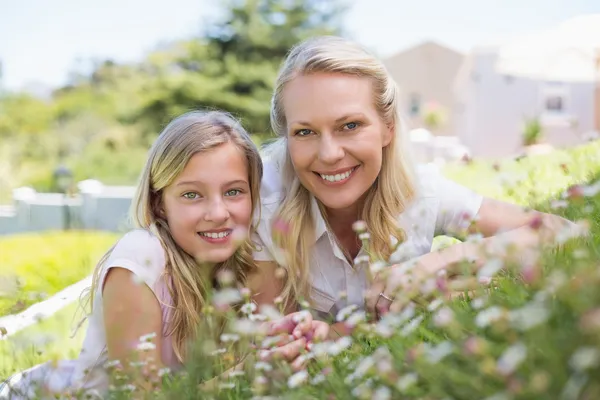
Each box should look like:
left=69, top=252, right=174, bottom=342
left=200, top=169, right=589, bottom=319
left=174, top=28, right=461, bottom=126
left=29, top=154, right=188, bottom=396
left=103, top=229, right=167, bottom=287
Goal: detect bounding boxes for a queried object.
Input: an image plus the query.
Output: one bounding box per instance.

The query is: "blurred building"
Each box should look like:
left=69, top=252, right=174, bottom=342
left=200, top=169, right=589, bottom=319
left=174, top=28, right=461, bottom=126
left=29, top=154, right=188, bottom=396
left=453, top=45, right=596, bottom=159
left=384, top=41, right=465, bottom=137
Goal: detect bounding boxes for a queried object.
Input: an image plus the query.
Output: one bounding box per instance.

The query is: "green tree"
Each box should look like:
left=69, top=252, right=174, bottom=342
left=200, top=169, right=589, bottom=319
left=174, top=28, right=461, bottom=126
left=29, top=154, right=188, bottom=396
left=137, top=0, right=347, bottom=136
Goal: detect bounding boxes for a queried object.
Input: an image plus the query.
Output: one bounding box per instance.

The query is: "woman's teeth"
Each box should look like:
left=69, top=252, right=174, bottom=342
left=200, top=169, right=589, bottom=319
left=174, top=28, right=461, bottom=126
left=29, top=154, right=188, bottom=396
left=199, top=231, right=230, bottom=239
left=319, top=167, right=355, bottom=182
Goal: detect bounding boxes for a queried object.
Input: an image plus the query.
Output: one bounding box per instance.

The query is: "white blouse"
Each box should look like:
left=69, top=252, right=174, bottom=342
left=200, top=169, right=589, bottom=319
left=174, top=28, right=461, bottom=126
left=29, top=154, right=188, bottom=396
left=252, top=160, right=483, bottom=320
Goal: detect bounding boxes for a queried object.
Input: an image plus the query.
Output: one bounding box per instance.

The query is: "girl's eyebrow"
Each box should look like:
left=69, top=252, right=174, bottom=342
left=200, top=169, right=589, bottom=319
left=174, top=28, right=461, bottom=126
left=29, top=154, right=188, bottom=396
left=175, top=179, right=249, bottom=187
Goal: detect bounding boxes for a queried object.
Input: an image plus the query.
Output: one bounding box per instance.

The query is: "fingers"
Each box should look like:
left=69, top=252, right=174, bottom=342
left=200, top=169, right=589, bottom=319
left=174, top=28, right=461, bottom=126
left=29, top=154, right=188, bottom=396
left=267, top=317, right=296, bottom=336
left=260, top=337, right=307, bottom=363
left=311, top=321, right=329, bottom=341
left=291, top=310, right=314, bottom=339
left=365, top=279, right=385, bottom=317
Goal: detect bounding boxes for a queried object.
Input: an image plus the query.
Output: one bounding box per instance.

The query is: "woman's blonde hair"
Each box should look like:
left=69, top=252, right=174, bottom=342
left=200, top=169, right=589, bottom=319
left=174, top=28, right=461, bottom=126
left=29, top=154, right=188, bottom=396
left=265, top=35, right=416, bottom=308
left=86, top=110, right=263, bottom=362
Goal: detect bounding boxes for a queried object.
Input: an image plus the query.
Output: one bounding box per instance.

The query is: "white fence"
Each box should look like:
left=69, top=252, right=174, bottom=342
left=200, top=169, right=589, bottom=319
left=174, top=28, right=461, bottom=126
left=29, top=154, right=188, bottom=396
left=0, top=180, right=136, bottom=236
left=0, top=133, right=468, bottom=236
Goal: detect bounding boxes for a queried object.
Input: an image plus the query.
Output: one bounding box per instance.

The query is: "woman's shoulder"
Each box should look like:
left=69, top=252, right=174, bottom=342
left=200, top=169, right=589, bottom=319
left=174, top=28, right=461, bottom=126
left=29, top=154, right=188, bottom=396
left=259, top=159, right=286, bottom=206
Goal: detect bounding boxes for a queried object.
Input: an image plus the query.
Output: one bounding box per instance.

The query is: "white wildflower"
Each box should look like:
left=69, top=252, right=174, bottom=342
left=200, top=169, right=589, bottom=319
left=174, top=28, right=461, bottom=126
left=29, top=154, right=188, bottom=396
left=396, top=373, right=418, bottom=392
left=129, top=361, right=147, bottom=368
left=354, top=355, right=375, bottom=378
left=233, top=319, right=264, bottom=336
left=509, top=302, right=550, bottom=331
left=241, top=302, right=257, bottom=315
left=291, top=310, right=311, bottom=324
left=433, top=307, right=455, bottom=327
left=328, top=336, right=353, bottom=356
left=311, top=374, right=326, bottom=385
left=210, top=348, right=227, bottom=356
left=351, top=380, right=373, bottom=398
left=213, top=288, right=242, bottom=307
left=369, top=261, right=387, bottom=275
left=465, top=232, right=484, bottom=243
left=287, top=370, right=308, bottom=388
left=427, top=298, right=444, bottom=312
left=136, top=342, right=156, bottom=351
left=139, top=332, right=157, bottom=342
left=425, top=341, right=454, bottom=363
left=249, top=313, right=268, bottom=322
left=119, top=384, right=136, bottom=392
left=220, top=333, right=240, bottom=343
left=484, top=393, right=511, bottom=400
left=158, top=368, right=170, bottom=377
left=104, top=360, right=121, bottom=369
left=373, top=386, right=391, bottom=400
left=400, top=315, right=424, bottom=337
left=336, top=304, right=359, bottom=322
left=219, top=382, right=236, bottom=390
left=497, top=342, right=527, bottom=376
left=569, top=347, right=600, bottom=372
left=258, top=304, right=283, bottom=321
left=477, top=258, right=503, bottom=279
left=471, top=296, right=487, bottom=310
left=254, top=361, right=273, bottom=372
left=550, top=200, right=569, bottom=209
left=475, top=306, right=505, bottom=328
left=346, top=310, right=367, bottom=327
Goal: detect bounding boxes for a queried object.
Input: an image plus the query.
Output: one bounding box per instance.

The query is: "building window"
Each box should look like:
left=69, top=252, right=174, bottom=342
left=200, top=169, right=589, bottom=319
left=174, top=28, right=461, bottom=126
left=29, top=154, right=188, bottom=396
left=545, top=95, right=564, bottom=112
left=540, top=82, right=569, bottom=115
left=409, top=93, right=421, bottom=116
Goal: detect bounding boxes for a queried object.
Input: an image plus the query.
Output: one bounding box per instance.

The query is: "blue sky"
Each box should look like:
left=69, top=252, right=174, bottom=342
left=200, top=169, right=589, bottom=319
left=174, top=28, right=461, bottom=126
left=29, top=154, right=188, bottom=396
left=1, top=0, right=599, bottom=90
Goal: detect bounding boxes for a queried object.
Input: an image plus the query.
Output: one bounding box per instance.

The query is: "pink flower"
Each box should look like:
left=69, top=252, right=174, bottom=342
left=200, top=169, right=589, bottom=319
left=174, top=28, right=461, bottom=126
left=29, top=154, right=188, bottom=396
left=272, top=218, right=291, bottom=235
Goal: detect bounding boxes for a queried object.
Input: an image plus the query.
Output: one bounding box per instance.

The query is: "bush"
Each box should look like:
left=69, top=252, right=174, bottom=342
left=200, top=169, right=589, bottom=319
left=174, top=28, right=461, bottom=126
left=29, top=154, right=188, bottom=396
left=0, top=231, right=119, bottom=316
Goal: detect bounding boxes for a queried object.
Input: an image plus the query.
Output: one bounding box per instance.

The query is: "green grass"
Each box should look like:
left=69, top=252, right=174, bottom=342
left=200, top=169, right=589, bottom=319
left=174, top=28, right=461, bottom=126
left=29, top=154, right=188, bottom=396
left=0, top=231, right=119, bottom=316
left=0, top=302, right=87, bottom=379
left=444, top=139, right=600, bottom=205
left=2, top=140, right=600, bottom=398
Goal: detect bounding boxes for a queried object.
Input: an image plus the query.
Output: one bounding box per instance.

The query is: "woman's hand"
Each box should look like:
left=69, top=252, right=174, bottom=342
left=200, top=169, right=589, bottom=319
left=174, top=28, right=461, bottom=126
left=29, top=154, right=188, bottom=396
left=259, top=310, right=329, bottom=371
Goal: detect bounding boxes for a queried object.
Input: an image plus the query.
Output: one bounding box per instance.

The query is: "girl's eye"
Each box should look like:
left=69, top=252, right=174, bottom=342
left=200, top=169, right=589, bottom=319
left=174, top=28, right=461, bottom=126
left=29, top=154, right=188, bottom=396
left=294, top=129, right=313, bottom=137
left=343, top=121, right=360, bottom=130
left=225, top=189, right=242, bottom=197
left=182, top=192, right=199, bottom=200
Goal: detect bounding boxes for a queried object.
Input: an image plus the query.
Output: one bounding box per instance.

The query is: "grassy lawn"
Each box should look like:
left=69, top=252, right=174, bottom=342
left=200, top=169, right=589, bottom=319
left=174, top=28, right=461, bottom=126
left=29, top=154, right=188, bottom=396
left=0, top=302, right=87, bottom=379
left=1, top=140, right=599, bottom=398
left=0, top=231, right=119, bottom=316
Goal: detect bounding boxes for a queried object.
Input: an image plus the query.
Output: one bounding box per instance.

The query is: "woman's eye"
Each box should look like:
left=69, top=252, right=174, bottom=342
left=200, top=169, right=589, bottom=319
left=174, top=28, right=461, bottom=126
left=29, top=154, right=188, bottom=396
left=182, top=192, right=199, bottom=200
left=343, top=121, right=360, bottom=130
left=225, top=189, right=242, bottom=197
left=294, top=129, right=313, bottom=137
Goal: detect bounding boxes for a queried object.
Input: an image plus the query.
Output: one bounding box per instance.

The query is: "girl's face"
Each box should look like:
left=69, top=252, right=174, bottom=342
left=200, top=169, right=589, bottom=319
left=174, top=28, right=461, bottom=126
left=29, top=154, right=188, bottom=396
left=282, top=72, right=393, bottom=214
left=162, top=141, right=253, bottom=264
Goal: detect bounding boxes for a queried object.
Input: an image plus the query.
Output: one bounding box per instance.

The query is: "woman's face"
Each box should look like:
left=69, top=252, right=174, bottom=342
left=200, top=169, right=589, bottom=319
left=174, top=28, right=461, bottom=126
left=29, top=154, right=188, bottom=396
left=283, top=72, right=393, bottom=213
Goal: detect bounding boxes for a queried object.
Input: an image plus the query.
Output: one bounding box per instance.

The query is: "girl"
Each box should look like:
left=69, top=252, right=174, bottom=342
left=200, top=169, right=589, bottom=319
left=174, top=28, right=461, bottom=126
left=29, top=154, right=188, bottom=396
left=252, top=36, right=581, bottom=334
left=1, top=110, right=327, bottom=399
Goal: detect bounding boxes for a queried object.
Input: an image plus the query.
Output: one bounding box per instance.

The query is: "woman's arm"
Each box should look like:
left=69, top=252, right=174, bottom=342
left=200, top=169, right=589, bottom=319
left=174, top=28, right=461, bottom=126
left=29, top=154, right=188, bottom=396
left=367, top=198, right=585, bottom=316
left=102, top=267, right=165, bottom=391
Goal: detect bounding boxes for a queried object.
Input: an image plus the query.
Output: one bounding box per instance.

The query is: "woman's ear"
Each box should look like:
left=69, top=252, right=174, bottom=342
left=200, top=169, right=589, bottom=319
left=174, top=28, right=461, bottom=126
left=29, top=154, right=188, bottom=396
left=382, top=124, right=394, bottom=147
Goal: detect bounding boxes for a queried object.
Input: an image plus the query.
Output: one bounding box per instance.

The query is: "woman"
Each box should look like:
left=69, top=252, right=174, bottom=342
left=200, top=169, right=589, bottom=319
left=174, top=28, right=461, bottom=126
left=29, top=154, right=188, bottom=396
left=251, top=36, right=581, bottom=336
left=1, top=111, right=327, bottom=399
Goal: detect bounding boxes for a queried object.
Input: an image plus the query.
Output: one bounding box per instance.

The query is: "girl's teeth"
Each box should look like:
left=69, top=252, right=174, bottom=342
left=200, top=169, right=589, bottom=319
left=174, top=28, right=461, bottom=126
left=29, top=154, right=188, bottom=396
left=200, top=231, right=230, bottom=238
left=320, top=168, right=354, bottom=182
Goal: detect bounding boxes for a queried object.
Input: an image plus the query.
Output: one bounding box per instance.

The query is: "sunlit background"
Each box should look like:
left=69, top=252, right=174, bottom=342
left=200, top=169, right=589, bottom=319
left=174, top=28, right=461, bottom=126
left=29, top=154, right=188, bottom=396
left=1, top=1, right=600, bottom=389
